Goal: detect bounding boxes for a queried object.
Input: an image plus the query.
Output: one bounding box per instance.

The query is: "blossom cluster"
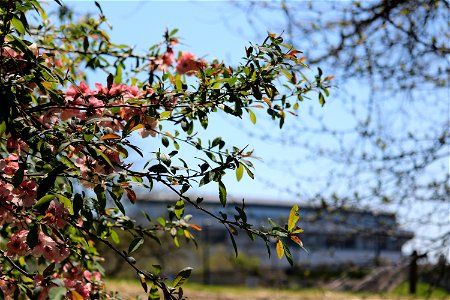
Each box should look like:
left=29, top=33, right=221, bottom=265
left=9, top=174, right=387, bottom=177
left=150, top=40, right=204, bottom=76
left=2, top=27, right=206, bottom=298
left=32, top=264, right=102, bottom=300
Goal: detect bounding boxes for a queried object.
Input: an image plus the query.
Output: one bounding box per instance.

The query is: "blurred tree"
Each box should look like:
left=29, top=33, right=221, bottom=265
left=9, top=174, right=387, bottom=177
left=232, top=0, right=449, bottom=258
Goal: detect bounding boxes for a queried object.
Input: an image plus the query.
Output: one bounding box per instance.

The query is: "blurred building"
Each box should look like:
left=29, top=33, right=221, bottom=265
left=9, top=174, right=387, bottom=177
left=133, top=196, right=414, bottom=269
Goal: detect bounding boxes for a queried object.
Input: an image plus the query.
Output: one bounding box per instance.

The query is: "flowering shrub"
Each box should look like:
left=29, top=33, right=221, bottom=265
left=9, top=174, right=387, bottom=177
left=0, top=0, right=332, bottom=299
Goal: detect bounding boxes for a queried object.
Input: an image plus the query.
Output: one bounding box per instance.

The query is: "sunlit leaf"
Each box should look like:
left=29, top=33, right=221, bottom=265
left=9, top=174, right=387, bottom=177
left=236, top=163, right=244, bottom=181
left=248, top=109, right=256, bottom=124
left=219, top=180, right=227, bottom=206
left=48, top=287, right=66, bottom=300
left=276, top=239, right=284, bottom=259
left=128, top=237, right=144, bottom=255
left=287, top=204, right=300, bottom=232
left=100, top=133, right=121, bottom=140
left=172, top=267, right=193, bottom=288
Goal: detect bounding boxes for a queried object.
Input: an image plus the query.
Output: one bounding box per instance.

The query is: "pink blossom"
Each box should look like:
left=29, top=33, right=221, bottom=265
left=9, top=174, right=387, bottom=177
left=33, top=274, right=54, bottom=300
left=85, top=96, right=105, bottom=119
left=31, top=232, right=69, bottom=263
left=65, top=82, right=92, bottom=99
left=44, top=53, right=63, bottom=68
left=0, top=153, right=19, bottom=176
left=138, top=116, right=159, bottom=138
left=0, top=205, right=16, bottom=226
left=37, top=108, right=60, bottom=128
left=62, top=82, right=99, bottom=121
left=12, top=180, right=37, bottom=207
left=0, top=278, right=16, bottom=300
left=99, top=119, right=123, bottom=132
left=152, top=48, right=175, bottom=72
left=83, top=270, right=102, bottom=282
left=176, top=52, right=204, bottom=75
left=6, top=137, right=28, bottom=155
left=43, top=201, right=68, bottom=229
left=0, top=181, right=14, bottom=203
left=6, top=229, right=29, bottom=257
left=60, top=97, right=86, bottom=121
left=1, top=47, right=22, bottom=59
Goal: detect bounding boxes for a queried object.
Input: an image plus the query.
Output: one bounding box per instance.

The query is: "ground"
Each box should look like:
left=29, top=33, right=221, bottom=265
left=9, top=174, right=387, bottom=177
left=105, top=280, right=449, bottom=300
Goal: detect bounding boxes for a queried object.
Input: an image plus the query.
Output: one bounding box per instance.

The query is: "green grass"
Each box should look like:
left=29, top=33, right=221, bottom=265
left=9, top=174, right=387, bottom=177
left=391, top=281, right=449, bottom=298
left=105, top=278, right=449, bottom=300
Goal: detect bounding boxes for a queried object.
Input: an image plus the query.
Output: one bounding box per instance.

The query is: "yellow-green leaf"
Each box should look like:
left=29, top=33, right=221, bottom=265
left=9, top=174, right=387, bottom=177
left=248, top=109, right=256, bottom=124
left=12, top=17, right=25, bottom=35
left=160, top=111, right=171, bottom=119
left=56, top=194, right=72, bottom=214
left=236, top=163, right=244, bottom=182
left=276, top=239, right=284, bottom=259
left=287, top=204, right=300, bottom=232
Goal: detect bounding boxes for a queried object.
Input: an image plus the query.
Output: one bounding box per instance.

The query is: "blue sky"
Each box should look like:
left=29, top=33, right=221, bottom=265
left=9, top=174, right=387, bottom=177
left=53, top=1, right=448, bottom=258
left=58, top=0, right=334, bottom=202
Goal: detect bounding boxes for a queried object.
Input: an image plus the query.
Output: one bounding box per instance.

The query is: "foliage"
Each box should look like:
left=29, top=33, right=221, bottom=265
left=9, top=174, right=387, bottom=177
left=234, top=0, right=449, bottom=257
left=0, top=0, right=330, bottom=298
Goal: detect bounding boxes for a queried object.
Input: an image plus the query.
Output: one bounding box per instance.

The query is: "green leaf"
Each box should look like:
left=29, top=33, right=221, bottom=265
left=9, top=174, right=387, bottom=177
left=94, top=185, right=106, bottom=212
left=248, top=109, right=256, bottom=124
left=26, top=224, right=39, bottom=249
left=12, top=17, right=25, bottom=35
left=174, top=199, right=184, bottom=219
left=242, top=164, right=254, bottom=179
left=287, top=204, right=300, bottom=232
left=175, top=75, right=183, bottom=91
left=149, top=285, right=160, bottom=300
left=281, top=68, right=292, bottom=81
left=284, top=243, right=294, bottom=266
left=12, top=165, right=24, bottom=187
left=0, top=121, right=6, bottom=136
left=48, top=287, right=67, bottom=300
left=152, top=264, right=162, bottom=275
left=161, top=136, right=169, bottom=147
left=43, top=262, right=56, bottom=277
left=218, top=180, right=227, bottom=207
left=319, top=92, right=325, bottom=106
left=72, top=193, right=83, bottom=217
left=56, top=194, right=72, bottom=213
left=95, top=148, right=114, bottom=169
left=94, top=1, right=104, bottom=15
left=227, top=77, right=238, bottom=87
left=149, top=164, right=169, bottom=173
left=252, top=85, right=262, bottom=100
left=227, top=227, right=238, bottom=258
left=83, top=36, right=89, bottom=52
left=236, top=163, right=244, bottom=181
left=123, top=114, right=141, bottom=137
left=172, top=267, right=193, bottom=288
left=115, top=63, right=122, bottom=84
left=110, top=230, right=120, bottom=244
left=157, top=217, right=166, bottom=227
left=160, top=110, right=171, bottom=119
left=33, top=194, right=54, bottom=211
left=128, top=237, right=144, bottom=255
